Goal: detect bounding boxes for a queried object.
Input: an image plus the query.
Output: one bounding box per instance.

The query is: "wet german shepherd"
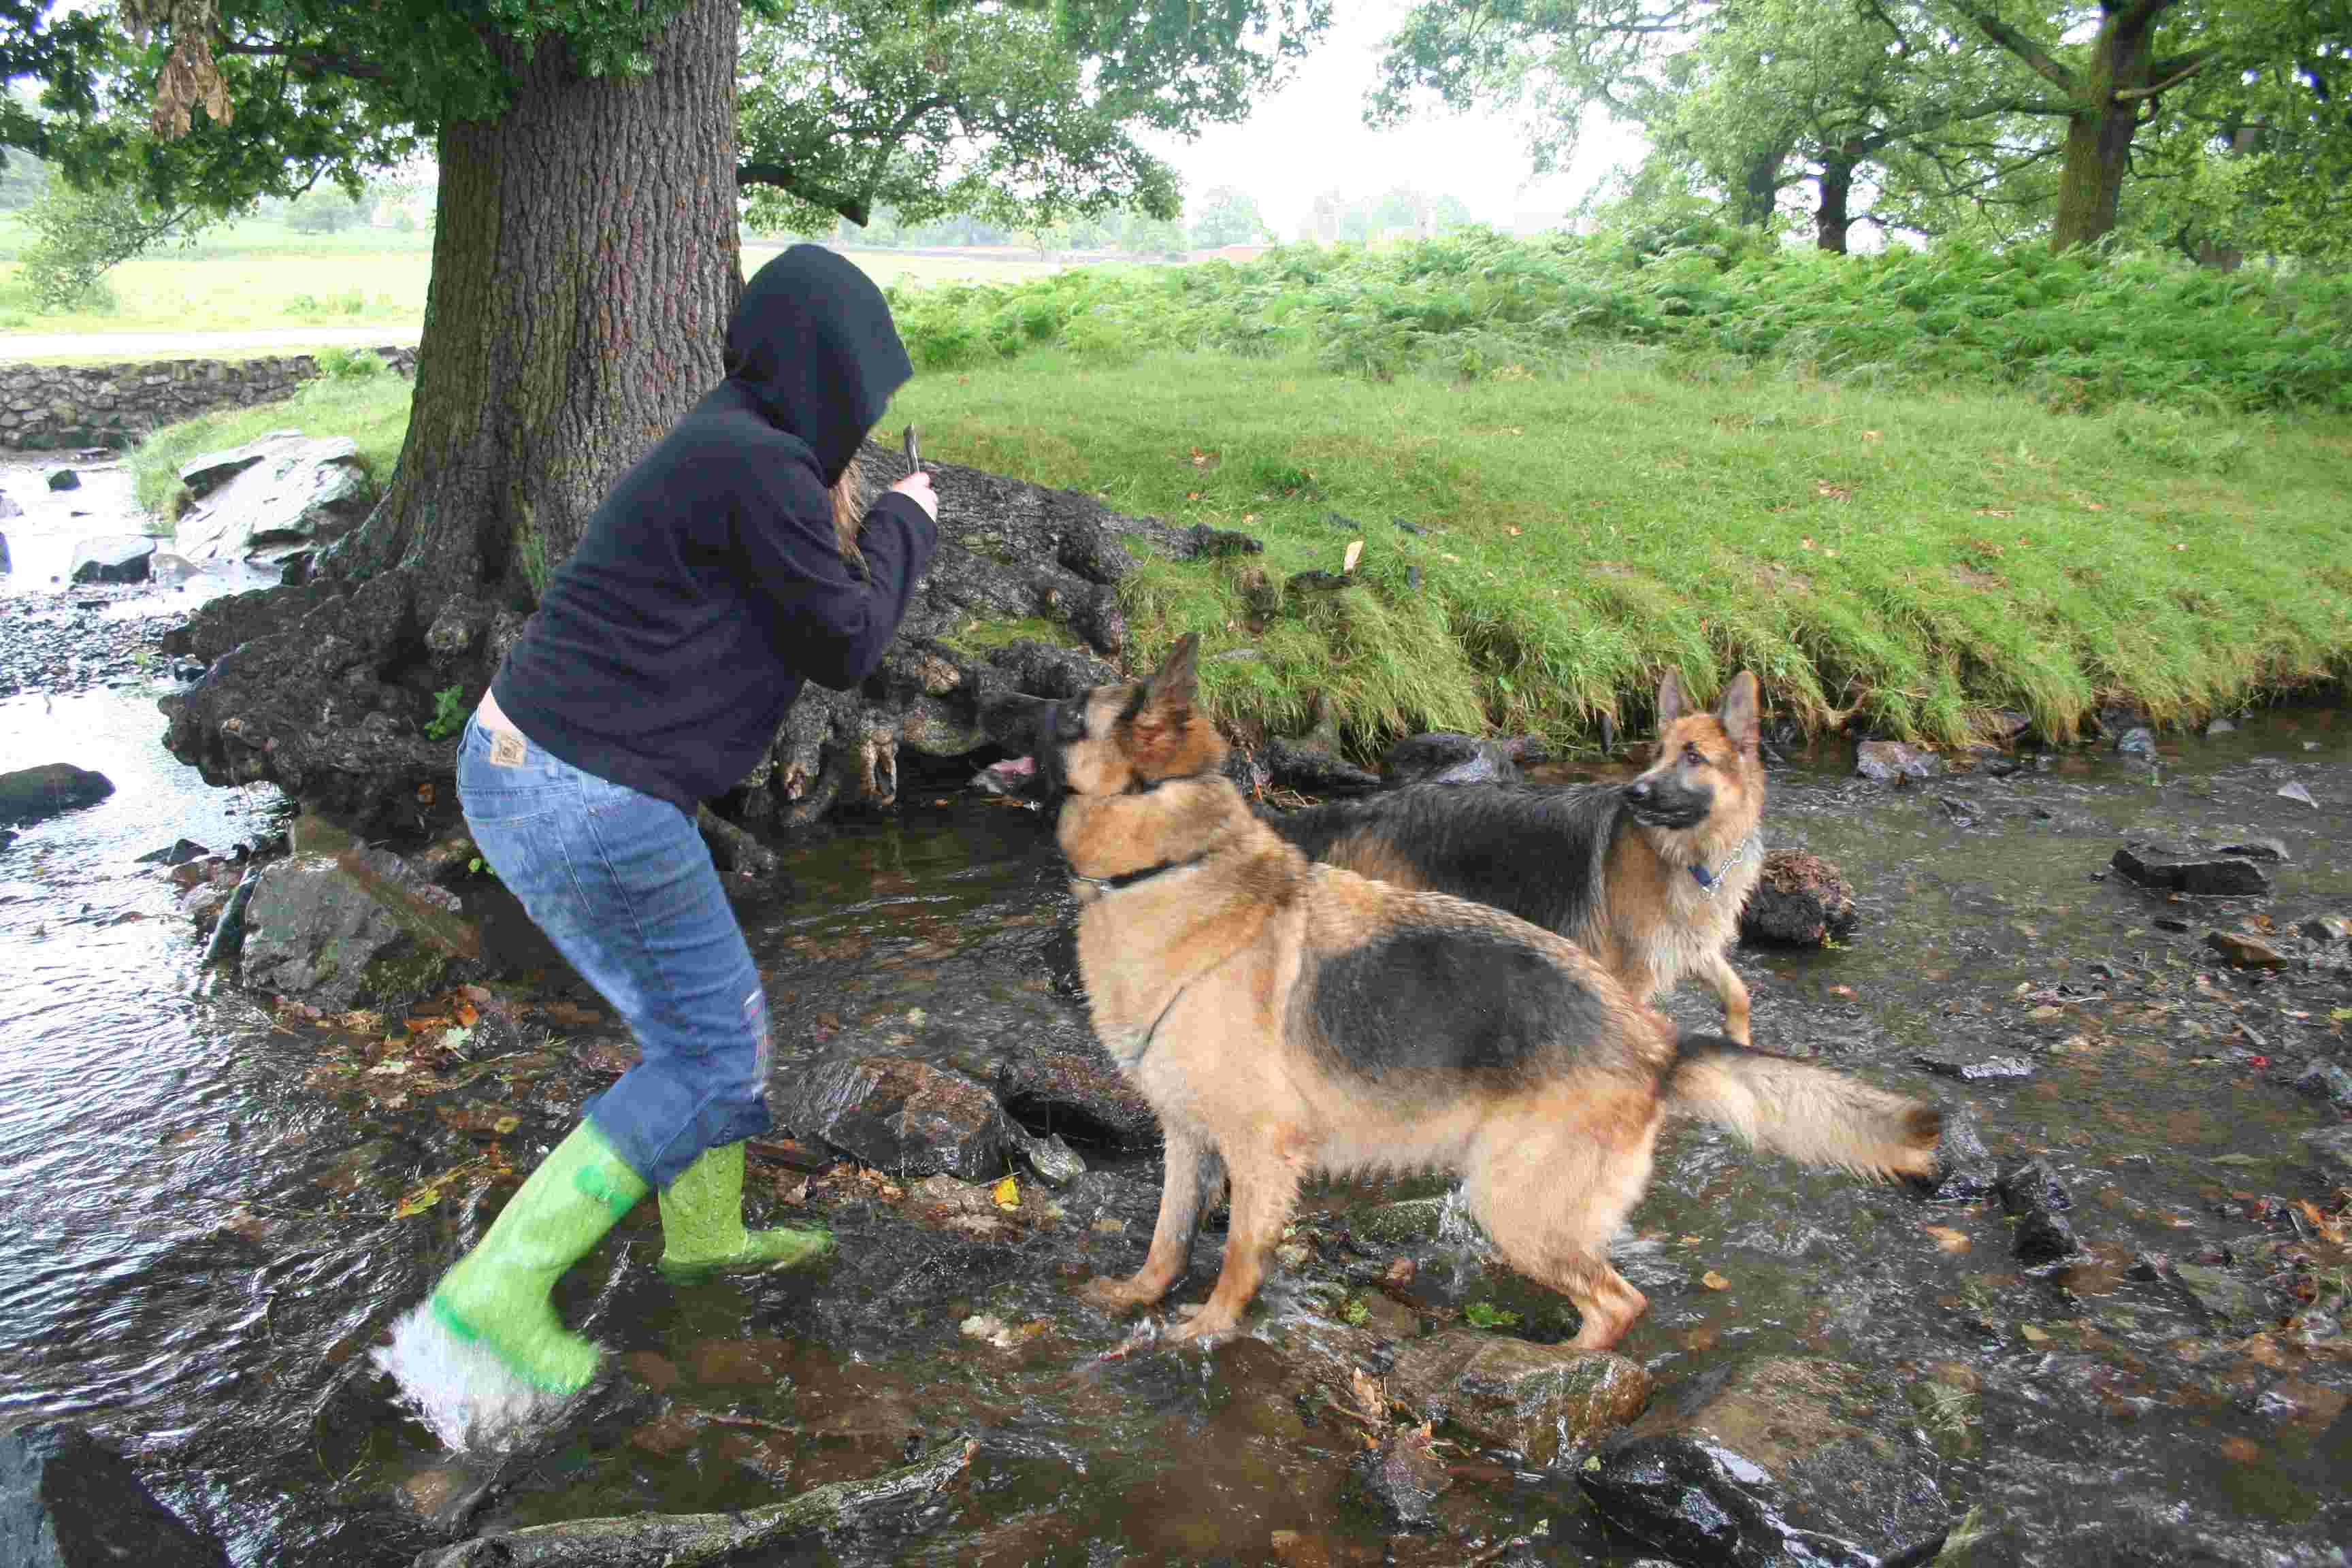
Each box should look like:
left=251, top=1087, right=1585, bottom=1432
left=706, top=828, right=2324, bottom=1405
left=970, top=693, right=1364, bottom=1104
left=1263, top=671, right=1767, bottom=1043
left=1053, top=636, right=1939, bottom=1348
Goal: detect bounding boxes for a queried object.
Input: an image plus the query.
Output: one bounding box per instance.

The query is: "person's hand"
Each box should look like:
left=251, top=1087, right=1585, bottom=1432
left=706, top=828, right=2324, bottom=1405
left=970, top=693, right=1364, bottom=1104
left=886, top=472, right=938, bottom=522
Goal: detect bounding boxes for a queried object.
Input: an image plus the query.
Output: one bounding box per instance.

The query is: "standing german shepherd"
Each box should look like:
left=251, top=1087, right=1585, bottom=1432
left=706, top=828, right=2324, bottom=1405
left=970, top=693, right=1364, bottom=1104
left=1262, top=672, right=1767, bottom=1043
left=1054, top=636, right=1938, bottom=1348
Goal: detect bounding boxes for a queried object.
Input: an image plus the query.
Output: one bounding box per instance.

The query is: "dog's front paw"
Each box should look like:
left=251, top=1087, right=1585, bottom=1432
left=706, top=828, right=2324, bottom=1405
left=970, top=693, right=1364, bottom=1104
left=1163, top=1303, right=1241, bottom=1343
left=1078, top=1274, right=1161, bottom=1313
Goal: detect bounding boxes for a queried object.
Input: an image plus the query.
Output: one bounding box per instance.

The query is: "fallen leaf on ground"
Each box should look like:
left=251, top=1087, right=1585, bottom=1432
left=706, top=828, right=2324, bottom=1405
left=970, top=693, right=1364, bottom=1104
left=1701, top=1271, right=1731, bottom=1290
left=1343, top=539, right=1363, bottom=572
left=2019, top=1323, right=2051, bottom=1343
left=1922, top=1225, right=1971, bottom=1253
left=991, top=1175, right=1020, bottom=1212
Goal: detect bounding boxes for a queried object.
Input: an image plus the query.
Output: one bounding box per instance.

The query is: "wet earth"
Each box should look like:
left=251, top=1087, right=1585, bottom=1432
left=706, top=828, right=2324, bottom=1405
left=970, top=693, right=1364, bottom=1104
left=3, top=459, right=2349, bottom=1567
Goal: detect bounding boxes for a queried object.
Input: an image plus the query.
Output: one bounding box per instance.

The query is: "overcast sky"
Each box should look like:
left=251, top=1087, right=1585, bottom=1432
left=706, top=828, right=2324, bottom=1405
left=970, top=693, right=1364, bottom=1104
left=1141, top=1, right=1650, bottom=238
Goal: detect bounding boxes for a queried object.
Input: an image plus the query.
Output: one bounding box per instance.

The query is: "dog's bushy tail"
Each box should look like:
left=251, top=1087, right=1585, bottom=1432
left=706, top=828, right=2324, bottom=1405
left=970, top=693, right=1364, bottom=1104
left=1665, top=1032, right=1940, bottom=1181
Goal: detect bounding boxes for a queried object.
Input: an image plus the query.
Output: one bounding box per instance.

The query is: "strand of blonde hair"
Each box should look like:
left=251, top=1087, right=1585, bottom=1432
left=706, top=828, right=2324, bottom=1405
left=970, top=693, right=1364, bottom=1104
left=830, top=451, right=868, bottom=573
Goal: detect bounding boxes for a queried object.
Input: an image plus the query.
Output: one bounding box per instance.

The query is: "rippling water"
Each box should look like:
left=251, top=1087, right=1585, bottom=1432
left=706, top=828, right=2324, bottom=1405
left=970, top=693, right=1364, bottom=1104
left=1, top=672, right=2346, bottom=1564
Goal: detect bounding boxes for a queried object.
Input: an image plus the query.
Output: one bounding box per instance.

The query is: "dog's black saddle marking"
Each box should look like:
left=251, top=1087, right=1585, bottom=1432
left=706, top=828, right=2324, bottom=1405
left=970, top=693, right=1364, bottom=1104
left=1305, top=923, right=1615, bottom=1086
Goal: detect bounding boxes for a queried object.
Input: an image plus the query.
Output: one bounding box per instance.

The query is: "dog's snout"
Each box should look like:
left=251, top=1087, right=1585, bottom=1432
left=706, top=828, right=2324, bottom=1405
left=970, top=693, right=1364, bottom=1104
left=1623, top=778, right=1653, bottom=804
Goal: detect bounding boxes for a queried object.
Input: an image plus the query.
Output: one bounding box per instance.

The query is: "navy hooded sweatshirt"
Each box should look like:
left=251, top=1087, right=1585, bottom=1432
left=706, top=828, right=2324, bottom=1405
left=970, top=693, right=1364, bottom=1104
left=491, top=246, right=937, bottom=812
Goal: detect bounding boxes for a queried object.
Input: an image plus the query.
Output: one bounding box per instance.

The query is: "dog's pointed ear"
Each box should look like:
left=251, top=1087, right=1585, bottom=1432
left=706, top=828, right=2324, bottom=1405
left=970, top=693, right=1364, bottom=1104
left=1139, top=634, right=1200, bottom=724
left=1655, top=670, right=1684, bottom=732
left=1718, top=670, right=1760, bottom=753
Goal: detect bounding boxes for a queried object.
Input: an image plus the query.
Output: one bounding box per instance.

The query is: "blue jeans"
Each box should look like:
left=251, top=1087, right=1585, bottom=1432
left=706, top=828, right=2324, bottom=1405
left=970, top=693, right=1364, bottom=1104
left=455, top=713, right=771, bottom=1190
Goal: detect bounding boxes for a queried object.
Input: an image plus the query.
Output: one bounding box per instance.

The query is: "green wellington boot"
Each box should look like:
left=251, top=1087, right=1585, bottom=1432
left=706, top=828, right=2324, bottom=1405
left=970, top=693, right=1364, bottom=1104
left=428, top=1120, right=651, bottom=1395
left=658, top=1141, right=835, bottom=1276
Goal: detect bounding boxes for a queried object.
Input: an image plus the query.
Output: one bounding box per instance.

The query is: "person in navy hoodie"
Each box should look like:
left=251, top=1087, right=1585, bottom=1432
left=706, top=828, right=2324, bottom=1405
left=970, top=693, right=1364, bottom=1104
left=377, top=245, right=938, bottom=1448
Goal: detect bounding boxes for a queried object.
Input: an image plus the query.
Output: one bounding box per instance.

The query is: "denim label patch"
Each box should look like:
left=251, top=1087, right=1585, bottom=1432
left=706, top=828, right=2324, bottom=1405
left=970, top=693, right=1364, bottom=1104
left=489, top=730, right=526, bottom=768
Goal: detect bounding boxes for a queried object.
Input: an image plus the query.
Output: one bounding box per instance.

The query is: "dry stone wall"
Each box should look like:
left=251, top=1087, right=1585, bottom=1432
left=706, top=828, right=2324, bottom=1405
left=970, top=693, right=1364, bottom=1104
left=0, top=346, right=416, bottom=451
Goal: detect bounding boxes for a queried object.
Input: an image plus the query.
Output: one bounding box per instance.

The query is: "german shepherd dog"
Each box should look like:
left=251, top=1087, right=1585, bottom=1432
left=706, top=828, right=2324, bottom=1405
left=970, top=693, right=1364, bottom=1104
left=1051, top=636, right=1939, bottom=1348
left=1262, top=672, right=1767, bottom=1044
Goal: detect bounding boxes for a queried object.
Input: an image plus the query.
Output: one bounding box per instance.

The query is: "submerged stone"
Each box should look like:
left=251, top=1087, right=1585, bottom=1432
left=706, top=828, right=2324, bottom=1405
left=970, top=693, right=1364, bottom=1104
left=2111, top=843, right=2271, bottom=897
left=0, top=763, right=115, bottom=826
left=0, top=1421, right=229, bottom=1568
left=1580, top=1356, right=1950, bottom=1567
left=774, top=1055, right=1015, bottom=1183
left=67, top=534, right=154, bottom=584
left=1389, top=1330, right=1650, bottom=1469
left=1855, top=740, right=1941, bottom=784
left=1739, top=849, right=1858, bottom=948
left=239, top=845, right=480, bottom=1013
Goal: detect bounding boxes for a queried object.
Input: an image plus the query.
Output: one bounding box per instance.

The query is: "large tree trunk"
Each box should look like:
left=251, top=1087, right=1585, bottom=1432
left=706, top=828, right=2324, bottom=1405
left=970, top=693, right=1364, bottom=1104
left=2050, top=3, right=2163, bottom=252
left=1735, top=140, right=1791, bottom=229
left=161, top=1, right=742, bottom=833
left=1815, top=141, right=1863, bottom=253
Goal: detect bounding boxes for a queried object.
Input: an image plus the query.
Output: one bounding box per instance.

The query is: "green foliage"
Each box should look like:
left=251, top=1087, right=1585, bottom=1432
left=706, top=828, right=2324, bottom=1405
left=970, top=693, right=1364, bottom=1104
left=1190, top=186, right=1269, bottom=249
left=12, top=178, right=206, bottom=310
left=736, top=0, right=1330, bottom=231
left=1464, top=1301, right=1522, bottom=1330
left=312, top=345, right=389, bottom=380
left=426, top=685, right=468, bottom=741
left=885, top=230, right=2352, bottom=414
left=1340, top=1297, right=1371, bottom=1326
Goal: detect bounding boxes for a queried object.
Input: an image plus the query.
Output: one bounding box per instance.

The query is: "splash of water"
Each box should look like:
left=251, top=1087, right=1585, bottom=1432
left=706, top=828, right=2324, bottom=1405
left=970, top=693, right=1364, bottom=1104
left=370, top=1304, right=583, bottom=1453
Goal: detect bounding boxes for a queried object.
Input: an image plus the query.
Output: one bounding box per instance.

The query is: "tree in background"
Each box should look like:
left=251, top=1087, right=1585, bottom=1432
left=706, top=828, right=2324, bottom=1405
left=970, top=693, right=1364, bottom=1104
left=1, top=0, right=1328, bottom=826
left=1188, top=184, right=1269, bottom=248
left=1371, top=0, right=2351, bottom=255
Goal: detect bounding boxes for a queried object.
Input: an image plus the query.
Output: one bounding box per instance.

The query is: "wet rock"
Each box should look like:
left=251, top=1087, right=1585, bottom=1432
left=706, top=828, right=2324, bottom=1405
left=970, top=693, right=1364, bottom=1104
left=1580, top=1357, right=1949, bottom=1568
left=2110, top=843, right=2271, bottom=897
left=992, top=1039, right=1156, bottom=1146
left=2301, top=1125, right=2352, bottom=1183
left=1265, top=738, right=1381, bottom=795
left=2112, top=727, right=2157, bottom=757
left=1913, top=1052, right=2034, bottom=1082
left=1347, top=1423, right=1452, bottom=1526
left=967, top=755, right=1037, bottom=797
left=1380, top=733, right=1526, bottom=788
left=0, top=529, right=10, bottom=572
left=2012, top=1209, right=2081, bottom=1265
left=2153, top=915, right=2192, bottom=934
left=1995, top=1158, right=2073, bottom=1215
left=1389, top=1331, right=1650, bottom=1468
left=2204, top=715, right=2238, bottom=736
left=178, top=432, right=297, bottom=498
left=46, top=468, right=80, bottom=491
left=0, top=763, right=116, bottom=826
left=1348, top=1196, right=1458, bottom=1251
left=2213, top=836, right=2288, bottom=863
left=2298, top=913, right=2351, bottom=945
left=1855, top=740, right=1941, bottom=784
left=67, top=535, right=156, bottom=584
left=2291, top=1058, right=2352, bottom=1109
left=1918, top=1110, right=1997, bottom=1202
left=0, top=1420, right=229, bottom=1567
left=774, top=1056, right=1015, bottom=1182
left=2205, top=930, right=2289, bottom=970
left=1739, top=850, right=1859, bottom=948
left=2170, top=1263, right=2273, bottom=1333
left=2276, top=781, right=2317, bottom=808
left=239, top=845, right=482, bottom=1013
left=135, top=838, right=212, bottom=867
left=172, top=434, right=374, bottom=568
left=1009, top=1126, right=1087, bottom=1188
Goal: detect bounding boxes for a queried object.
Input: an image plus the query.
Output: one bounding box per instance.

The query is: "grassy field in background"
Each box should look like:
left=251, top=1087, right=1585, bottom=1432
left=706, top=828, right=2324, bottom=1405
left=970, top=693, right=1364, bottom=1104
left=0, top=218, right=1068, bottom=345
left=125, top=342, right=2352, bottom=752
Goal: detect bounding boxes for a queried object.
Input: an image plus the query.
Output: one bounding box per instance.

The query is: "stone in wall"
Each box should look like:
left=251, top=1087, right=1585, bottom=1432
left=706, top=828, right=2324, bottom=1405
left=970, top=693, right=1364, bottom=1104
left=0, top=347, right=417, bottom=452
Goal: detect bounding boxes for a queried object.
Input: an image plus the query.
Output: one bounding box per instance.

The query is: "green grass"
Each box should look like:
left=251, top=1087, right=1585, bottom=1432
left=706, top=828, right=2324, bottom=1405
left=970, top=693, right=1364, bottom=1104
left=0, top=219, right=1068, bottom=342
left=120, top=320, right=2352, bottom=756
left=128, top=368, right=410, bottom=517
left=889, top=346, right=2352, bottom=749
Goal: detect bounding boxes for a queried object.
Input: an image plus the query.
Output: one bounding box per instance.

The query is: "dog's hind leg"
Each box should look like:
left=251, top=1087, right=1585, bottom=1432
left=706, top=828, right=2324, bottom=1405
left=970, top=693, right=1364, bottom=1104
left=1469, top=1095, right=1659, bottom=1351
left=1706, top=951, right=1752, bottom=1045
left=1081, top=1128, right=1221, bottom=1313
left=1168, top=1145, right=1300, bottom=1342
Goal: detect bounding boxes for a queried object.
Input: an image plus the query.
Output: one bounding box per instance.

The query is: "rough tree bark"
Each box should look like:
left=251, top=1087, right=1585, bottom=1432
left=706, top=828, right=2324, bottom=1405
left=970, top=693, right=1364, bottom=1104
left=2050, top=3, right=2162, bottom=252
left=1814, top=139, right=1864, bottom=253
left=161, top=0, right=743, bottom=832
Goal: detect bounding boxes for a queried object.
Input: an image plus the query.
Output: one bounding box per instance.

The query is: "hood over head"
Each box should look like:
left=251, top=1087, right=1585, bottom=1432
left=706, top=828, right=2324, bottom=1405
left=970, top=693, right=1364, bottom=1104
left=725, top=244, right=912, bottom=486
